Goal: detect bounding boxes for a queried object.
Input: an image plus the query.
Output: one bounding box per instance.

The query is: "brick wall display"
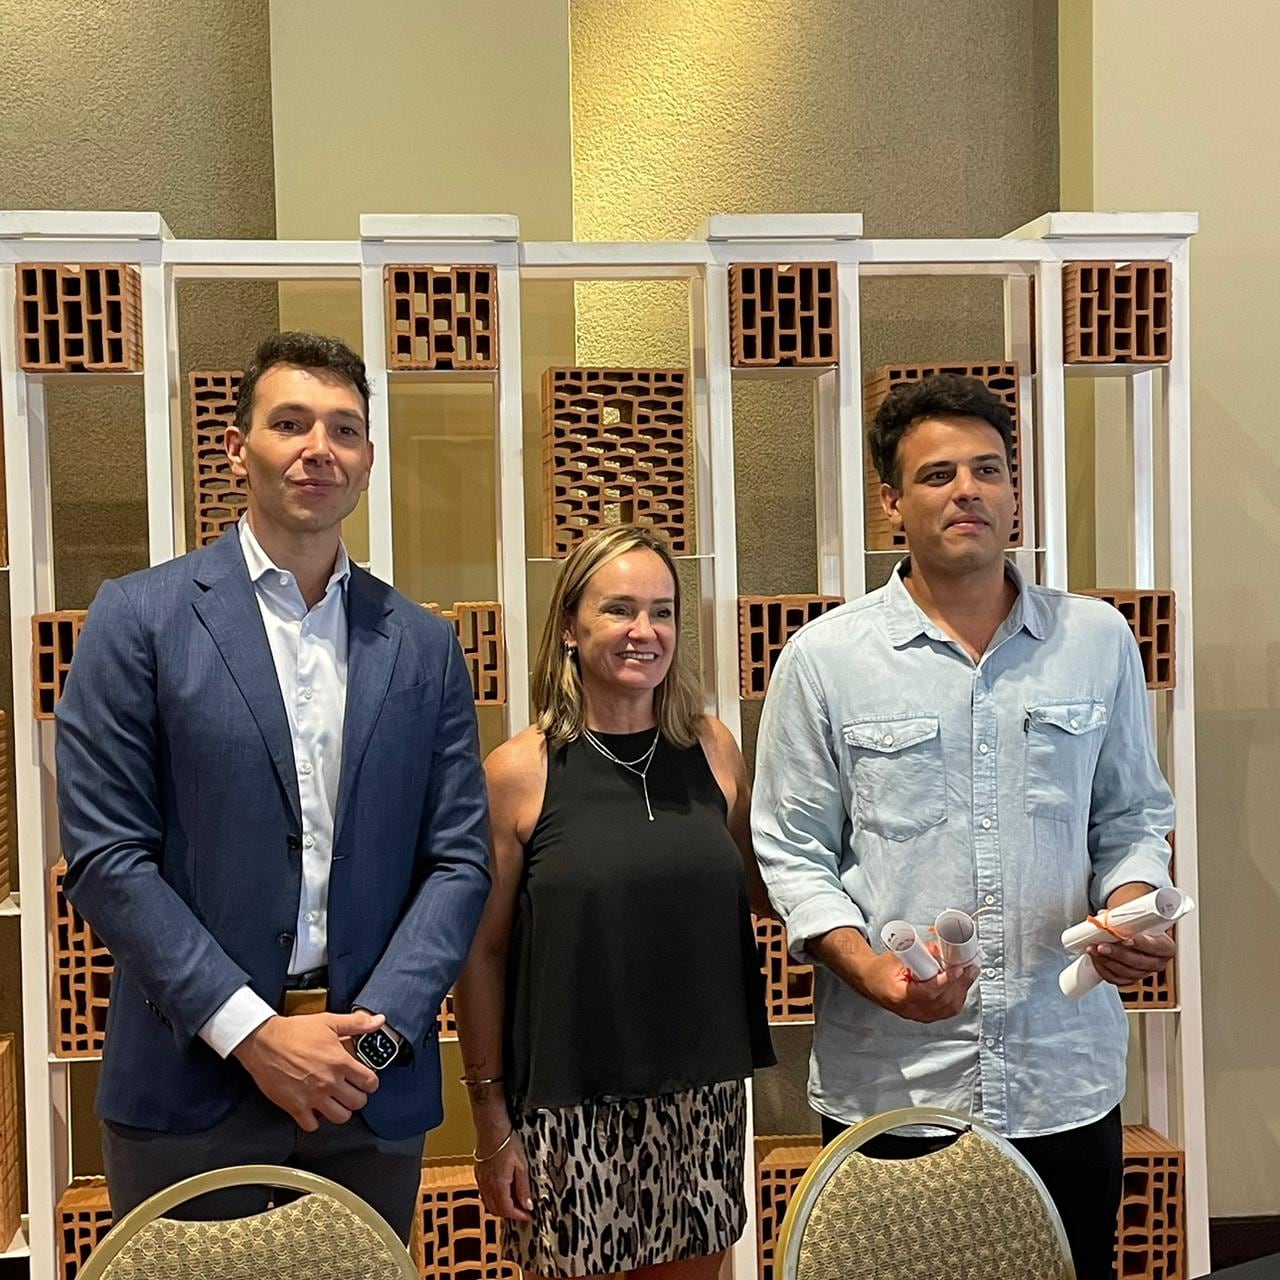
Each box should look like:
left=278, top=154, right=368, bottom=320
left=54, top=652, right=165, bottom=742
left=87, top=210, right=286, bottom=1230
left=50, top=859, right=112, bottom=1059
left=415, top=1160, right=519, bottom=1280
left=863, top=362, right=1024, bottom=551
left=18, top=264, right=142, bottom=373
left=542, top=368, right=689, bottom=557
left=423, top=602, right=506, bottom=705
left=0, top=1034, right=19, bottom=1252
left=1064, top=262, right=1172, bottom=365
left=386, top=266, right=498, bottom=371
left=0, top=711, right=10, bottom=903
left=57, top=1177, right=112, bottom=1280
left=33, top=611, right=87, bottom=720
left=1114, top=1127, right=1184, bottom=1280
left=190, top=370, right=247, bottom=547
left=756, top=1136, right=821, bottom=1280
left=738, top=595, right=844, bottom=699
left=754, top=916, right=815, bottom=1023
left=1080, top=589, right=1176, bottom=690
left=729, top=263, right=838, bottom=367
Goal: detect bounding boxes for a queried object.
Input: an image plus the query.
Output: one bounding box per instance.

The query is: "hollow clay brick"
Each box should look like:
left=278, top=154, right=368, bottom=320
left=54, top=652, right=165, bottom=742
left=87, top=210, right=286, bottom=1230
left=863, top=362, right=1025, bottom=552
left=1064, top=262, right=1172, bottom=365
left=739, top=596, right=843, bottom=700
left=50, top=859, right=112, bottom=1059
left=386, top=266, right=498, bottom=371
left=57, top=1177, right=112, bottom=1280
left=755, top=1135, right=822, bottom=1280
left=0, top=1035, right=19, bottom=1252
left=32, top=611, right=87, bottom=720
left=0, top=712, right=10, bottom=903
left=1080, top=589, right=1176, bottom=689
left=414, top=1160, right=519, bottom=1280
left=729, top=263, right=839, bottom=367
left=1120, top=834, right=1178, bottom=1010
left=422, top=602, right=506, bottom=705
left=17, top=264, right=142, bottom=373
left=190, top=370, right=247, bottom=547
left=1114, top=1126, right=1184, bottom=1280
left=542, top=368, right=689, bottom=557
left=754, top=915, right=814, bottom=1024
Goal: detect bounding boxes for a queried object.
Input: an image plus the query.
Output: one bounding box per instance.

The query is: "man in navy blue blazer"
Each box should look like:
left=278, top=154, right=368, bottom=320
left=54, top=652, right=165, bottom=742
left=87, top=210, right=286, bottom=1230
left=55, top=332, right=491, bottom=1240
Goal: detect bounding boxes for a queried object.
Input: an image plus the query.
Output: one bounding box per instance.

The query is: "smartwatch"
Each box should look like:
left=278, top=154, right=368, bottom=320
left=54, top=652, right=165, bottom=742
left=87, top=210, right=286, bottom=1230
left=355, top=1026, right=402, bottom=1071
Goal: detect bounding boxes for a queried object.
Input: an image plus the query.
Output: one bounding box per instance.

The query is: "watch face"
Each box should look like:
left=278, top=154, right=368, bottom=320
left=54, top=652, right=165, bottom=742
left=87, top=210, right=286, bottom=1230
left=357, top=1029, right=399, bottom=1070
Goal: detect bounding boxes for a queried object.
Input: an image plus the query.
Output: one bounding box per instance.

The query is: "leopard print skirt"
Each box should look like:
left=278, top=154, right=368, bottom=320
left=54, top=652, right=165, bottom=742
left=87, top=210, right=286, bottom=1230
left=501, top=1079, right=747, bottom=1277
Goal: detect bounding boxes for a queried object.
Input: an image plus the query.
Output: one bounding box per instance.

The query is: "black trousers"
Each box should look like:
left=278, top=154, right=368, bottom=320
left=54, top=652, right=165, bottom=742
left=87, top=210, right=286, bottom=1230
left=820, top=1106, right=1123, bottom=1280
left=103, top=1088, right=425, bottom=1242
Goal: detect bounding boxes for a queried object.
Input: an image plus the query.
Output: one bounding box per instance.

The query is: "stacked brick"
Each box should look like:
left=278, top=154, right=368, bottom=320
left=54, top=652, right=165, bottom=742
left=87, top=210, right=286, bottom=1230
left=0, top=1034, right=19, bottom=1251
left=863, top=362, right=1024, bottom=551
left=1120, top=835, right=1179, bottom=1010
left=424, top=602, right=506, bottom=705
left=50, top=860, right=112, bottom=1059
left=190, top=370, right=247, bottom=547
left=32, top=611, right=88, bottom=720
left=17, top=264, right=142, bottom=373
left=1064, top=263, right=1172, bottom=364
left=415, top=1160, right=518, bottom=1280
left=1081, top=590, right=1176, bottom=689
left=0, top=712, right=10, bottom=903
left=738, top=595, right=844, bottom=699
left=542, top=368, right=689, bottom=557
left=729, top=263, right=839, bottom=367
left=755, top=1135, right=822, bottom=1280
left=1115, top=1127, right=1184, bottom=1280
left=754, top=916, right=815, bottom=1023
left=57, top=1177, right=112, bottom=1280
left=386, top=266, right=498, bottom=371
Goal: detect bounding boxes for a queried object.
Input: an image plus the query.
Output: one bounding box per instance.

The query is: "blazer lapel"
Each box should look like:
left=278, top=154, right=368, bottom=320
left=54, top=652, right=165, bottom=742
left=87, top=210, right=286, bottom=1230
left=192, top=533, right=301, bottom=827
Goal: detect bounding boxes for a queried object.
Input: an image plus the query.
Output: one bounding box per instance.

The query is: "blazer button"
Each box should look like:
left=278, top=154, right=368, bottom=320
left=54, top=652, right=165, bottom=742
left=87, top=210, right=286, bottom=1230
left=277, top=932, right=294, bottom=948
left=286, top=834, right=302, bottom=851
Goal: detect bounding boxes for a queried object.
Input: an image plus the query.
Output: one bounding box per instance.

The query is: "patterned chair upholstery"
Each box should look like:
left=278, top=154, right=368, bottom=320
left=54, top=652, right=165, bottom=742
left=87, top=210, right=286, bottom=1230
left=78, top=1164, right=418, bottom=1280
left=777, top=1108, right=1075, bottom=1280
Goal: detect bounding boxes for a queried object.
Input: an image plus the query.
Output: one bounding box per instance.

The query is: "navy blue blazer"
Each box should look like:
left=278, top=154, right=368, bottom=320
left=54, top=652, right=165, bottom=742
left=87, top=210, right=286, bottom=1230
left=54, top=529, right=491, bottom=1139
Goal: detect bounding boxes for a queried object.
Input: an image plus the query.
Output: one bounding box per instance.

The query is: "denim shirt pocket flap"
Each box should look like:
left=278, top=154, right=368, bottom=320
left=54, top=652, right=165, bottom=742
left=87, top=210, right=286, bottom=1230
left=843, top=715, right=940, bottom=754
left=1026, top=701, right=1107, bottom=736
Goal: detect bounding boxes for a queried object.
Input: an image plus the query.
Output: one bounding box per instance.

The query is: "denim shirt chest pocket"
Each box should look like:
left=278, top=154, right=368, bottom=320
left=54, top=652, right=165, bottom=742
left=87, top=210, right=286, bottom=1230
left=1023, top=700, right=1108, bottom=822
left=842, top=715, right=946, bottom=841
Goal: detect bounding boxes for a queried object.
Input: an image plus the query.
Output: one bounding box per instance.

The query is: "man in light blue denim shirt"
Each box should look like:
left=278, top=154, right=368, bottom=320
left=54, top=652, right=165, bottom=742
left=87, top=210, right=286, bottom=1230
left=752, top=374, right=1175, bottom=1280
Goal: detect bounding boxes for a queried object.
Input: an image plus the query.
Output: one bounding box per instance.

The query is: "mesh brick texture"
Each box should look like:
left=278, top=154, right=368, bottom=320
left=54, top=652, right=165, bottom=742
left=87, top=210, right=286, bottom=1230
left=754, top=916, right=815, bottom=1023
left=386, top=266, right=498, bottom=371
left=1064, top=262, right=1172, bottom=364
left=414, top=1159, right=519, bottom=1280
left=542, top=368, right=689, bottom=557
left=190, top=370, right=247, bottom=547
left=18, top=264, right=142, bottom=373
left=57, top=1177, right=113, bottom=1280
left=729, top=263, right=839, bottom=366
left=1080, top=589, right=1176, bottom=689
left=423, top=602, right=506, bottom=705
left=739, top=595, right=843, bottom=700
left=1114, top=1126, right=1184, bottom=1280
left=756, top=1135, right=822, bottom=1280
left=50, top=859, right=112, bottom=1058
left=33, top=611, right=87, bottom=720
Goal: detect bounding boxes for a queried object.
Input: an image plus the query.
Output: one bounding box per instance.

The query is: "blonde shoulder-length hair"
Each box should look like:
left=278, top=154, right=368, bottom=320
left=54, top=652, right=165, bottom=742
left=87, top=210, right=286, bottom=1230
left=533, top=524, right=704, bottom=749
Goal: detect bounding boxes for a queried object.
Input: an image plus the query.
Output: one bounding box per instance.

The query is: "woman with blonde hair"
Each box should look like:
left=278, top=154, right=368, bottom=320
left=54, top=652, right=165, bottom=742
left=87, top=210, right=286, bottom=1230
left=455, top=523, right=774, bottom=1280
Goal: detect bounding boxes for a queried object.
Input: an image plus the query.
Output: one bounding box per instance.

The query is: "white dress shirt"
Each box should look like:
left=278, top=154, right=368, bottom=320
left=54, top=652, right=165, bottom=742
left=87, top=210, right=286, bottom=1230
left=198, top=518, right=350, bottom=1058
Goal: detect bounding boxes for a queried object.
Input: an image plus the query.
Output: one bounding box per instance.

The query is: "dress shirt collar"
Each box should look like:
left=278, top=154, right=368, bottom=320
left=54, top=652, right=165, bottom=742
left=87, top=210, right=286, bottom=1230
left=238, top=516, right=351, bottom=599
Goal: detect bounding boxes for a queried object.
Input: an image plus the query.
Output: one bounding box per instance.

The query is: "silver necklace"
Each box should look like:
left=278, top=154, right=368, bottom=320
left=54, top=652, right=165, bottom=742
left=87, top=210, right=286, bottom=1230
left=581, top=726, right=661, bottom=822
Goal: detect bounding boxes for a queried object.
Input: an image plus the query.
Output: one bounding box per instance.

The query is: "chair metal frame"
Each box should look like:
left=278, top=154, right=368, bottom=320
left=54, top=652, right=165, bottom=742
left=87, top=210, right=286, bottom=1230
left=776, top=1106, right=1076, bottom=1280
left=77, top=1163, right=419, bottom=1280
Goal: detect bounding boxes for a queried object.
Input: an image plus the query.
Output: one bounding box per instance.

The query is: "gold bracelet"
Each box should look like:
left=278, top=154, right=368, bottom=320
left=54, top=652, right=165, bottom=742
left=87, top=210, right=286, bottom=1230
left=473, top=1127, right=515, bottom=1164
left=460, top=1074, right=504, bottom=1089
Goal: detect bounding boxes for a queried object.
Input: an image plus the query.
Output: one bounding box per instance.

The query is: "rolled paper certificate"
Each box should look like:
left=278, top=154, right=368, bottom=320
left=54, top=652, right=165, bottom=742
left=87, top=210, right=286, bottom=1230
left=1058, top=886, right=1195, bottom=999
left=881, top=920, right=942, bottom=981
left=934, top=909, right=982, bottom=967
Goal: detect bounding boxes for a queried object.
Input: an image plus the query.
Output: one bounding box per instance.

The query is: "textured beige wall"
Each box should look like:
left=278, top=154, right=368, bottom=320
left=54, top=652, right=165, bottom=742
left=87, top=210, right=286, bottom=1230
left=1063, top=0, right=1280, bottom=1216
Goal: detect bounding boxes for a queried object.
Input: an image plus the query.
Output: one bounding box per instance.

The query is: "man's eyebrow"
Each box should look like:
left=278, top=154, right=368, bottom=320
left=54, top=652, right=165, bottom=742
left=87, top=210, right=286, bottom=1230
left=267, top=402, right=366, bottom=422
left=913, top=452, right=1004, bottom=472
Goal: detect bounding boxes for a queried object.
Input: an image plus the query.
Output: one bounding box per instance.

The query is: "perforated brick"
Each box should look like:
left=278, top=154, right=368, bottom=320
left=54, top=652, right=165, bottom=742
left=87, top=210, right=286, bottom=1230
left=423, top=602, right=506, bottom=705
left=437, top=992, right=457, bottom=1040
left=729, top=263, right=838, bottom=367
left=0, top=1034, right=19, bottom=1252
left=18, top=264, right=142, bottom=373
left=1081, top=589, right=1176, bottom=689
left=57, top=1177, right=112, bottom=1280
left=190, top=370, right=247, bottom=547
left=542, top=368, right=689, bottom=557
left=754, top=916, right=814, bottom=1023
left=1120, top=835, right=1178, bottom=1010
left=386, top=266, right=498, bottom=371
left=0, top=711, right=10, bottom=903
left=1114, top=1126, right=1184, bottom=1280
left=33, top=611, right=87, bottom=720
left=414, top=1159, right=518, bottom=1280
left=756, top=1135, right=821, bottom=1280
left=863, top=362, right=1025, bottom=551
left=1065, top=262, right=1172, bottom=364
left=50, top=859, right=112, bottom=1059
left=739, top=595, right=843, bottom=700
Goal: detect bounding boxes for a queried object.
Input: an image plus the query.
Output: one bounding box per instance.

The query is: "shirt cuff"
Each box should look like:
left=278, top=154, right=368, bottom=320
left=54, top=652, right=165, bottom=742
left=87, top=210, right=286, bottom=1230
left=1091, top=844, right=1175, bottom=912
left=198, top=985, right=276, bottom=1059
left=783, top=894, right=870, bottom=965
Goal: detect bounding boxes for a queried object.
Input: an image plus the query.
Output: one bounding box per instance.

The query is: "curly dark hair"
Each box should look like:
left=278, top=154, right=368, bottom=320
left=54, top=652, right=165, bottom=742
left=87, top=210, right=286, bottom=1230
left=869, top=373, right=1015, bottom=489
left=234, top=332, right=371, bottom=433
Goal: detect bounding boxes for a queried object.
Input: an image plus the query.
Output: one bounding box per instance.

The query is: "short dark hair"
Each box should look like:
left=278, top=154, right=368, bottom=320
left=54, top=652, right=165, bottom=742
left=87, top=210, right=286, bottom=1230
left=869, top=373, right=1015, bottom=489
left=234, top=332, right=371, bottom=433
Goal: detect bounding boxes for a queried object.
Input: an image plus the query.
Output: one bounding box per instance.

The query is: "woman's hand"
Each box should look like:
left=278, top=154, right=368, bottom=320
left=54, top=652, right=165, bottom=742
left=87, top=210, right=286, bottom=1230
left=475, top=1126, right=534, bottom=1222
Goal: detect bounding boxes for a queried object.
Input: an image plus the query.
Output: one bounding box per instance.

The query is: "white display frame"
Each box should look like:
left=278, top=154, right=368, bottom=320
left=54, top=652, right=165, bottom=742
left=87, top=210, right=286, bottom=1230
left=0, top=209, right=1205, bottom=1279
